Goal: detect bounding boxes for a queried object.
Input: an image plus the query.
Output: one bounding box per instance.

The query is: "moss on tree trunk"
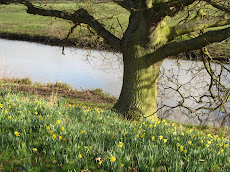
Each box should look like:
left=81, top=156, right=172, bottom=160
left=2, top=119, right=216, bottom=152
left=113, top=47, right=162, bottom=121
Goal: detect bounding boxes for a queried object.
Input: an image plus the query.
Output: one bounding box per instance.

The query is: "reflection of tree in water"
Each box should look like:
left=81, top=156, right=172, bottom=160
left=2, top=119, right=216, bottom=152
left=157, top=49, right=230, bottom=127
left=68, top=44, right=230, bottom=127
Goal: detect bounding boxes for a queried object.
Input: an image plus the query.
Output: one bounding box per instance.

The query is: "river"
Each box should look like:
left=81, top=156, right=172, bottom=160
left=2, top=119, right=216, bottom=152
left=0, top=38, right=123, bottom=97
left=0, top=38, right=229, bottom=126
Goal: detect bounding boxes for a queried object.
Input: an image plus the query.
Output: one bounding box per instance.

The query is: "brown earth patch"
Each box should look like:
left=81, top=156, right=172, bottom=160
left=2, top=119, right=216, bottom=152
left=0, top=80, right=117, bottom=106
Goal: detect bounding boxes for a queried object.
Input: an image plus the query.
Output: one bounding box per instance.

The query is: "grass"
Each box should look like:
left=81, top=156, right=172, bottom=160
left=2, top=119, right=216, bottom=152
left=0, top=78, right=116, bottom=109
left=0, top=3, right=129, bottom=41
left=0, top=81, right=230, bottom=171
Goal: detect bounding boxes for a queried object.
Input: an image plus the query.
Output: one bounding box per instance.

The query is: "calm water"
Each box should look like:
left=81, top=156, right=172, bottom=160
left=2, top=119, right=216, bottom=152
left=0, top=38, right=229, bottom=126
left=0, top=38, right=123, bottom=97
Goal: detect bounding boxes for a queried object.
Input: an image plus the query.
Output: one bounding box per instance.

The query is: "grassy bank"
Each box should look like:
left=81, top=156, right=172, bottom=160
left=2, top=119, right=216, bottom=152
left=0, top=3, right=128, bottom=50
left=0, top=78, right=230, bottom=171
left=0, top=78, right=117, bottom=109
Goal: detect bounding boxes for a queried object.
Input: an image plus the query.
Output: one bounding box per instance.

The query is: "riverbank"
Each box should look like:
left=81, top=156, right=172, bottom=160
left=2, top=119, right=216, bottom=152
left=0, top=78, right=117, bottom=109
left=0, top=31, right=115, bottom=51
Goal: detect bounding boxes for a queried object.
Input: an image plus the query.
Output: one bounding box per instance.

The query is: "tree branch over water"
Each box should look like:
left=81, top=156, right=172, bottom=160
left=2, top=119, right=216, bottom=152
left=24, top=1, right=122, bottom=52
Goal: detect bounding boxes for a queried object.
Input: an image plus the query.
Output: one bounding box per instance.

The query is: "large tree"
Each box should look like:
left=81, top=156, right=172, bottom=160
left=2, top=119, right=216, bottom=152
left=1, top=0, right=230, bottom=120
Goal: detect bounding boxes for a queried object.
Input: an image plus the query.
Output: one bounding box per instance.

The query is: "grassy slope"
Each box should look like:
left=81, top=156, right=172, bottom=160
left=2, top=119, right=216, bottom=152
left=0, top=85, right=229, bottom=171
left=0, top=79, right=230, bottom=171
left=0, top=78, right=117, bottom=109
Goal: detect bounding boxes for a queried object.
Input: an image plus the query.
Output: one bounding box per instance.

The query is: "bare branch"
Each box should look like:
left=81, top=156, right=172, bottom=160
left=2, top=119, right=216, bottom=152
left=24, top=1, right=122, bottom=52
left=62, top=23, right=79, bottom=55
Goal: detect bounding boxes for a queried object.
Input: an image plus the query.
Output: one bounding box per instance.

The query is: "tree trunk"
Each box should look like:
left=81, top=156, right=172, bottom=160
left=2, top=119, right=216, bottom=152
left=113, top=47, right=162, bottom=121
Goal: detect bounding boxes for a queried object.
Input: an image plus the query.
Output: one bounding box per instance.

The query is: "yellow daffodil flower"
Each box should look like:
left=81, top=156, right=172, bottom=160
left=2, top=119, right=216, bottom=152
left=109, top=156, right=116, bottom=162
left=32, top=148, right=37, bottom=152
left=78, top=153, right=82, bottom=159
left=14, top=131, right=20, bottom=136
left=118, top=141, right=123, bottom=148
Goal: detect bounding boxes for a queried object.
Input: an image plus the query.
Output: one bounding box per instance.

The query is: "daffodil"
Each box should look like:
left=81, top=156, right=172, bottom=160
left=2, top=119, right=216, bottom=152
left=118, top=141, right=123, bottom=148
left=159, top=136, right=163, bottom=140
left=98, top=160, right=103, bottom=165
left=52, top=134, right=57, bottom=139
left=32, top=148, right=38, bottom=152
left=180, top=146, right=184, bottom=152
left=109, top=156, right=116, bottom=162
left=14, top=131, right=20, bottom=136
left=188, top=141, right=192, bottom=145
left=8, top=116, right=12, bottom=120
left=59, top=136, right=63, bottom=140
left=56, top=120, right=61, bottom=124
left=78, top=153, right=82, bottom=159
left=61, top=126, right=65, bottom=131
left=221, top=149, right=224, bottom=153
left=207, top=134, right=212, bottom=137
left=163, top=139, right=167, bottom=143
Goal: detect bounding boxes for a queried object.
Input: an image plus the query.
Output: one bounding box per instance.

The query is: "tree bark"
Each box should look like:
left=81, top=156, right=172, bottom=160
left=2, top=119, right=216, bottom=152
left=113, top=45, right=162, bottom=121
